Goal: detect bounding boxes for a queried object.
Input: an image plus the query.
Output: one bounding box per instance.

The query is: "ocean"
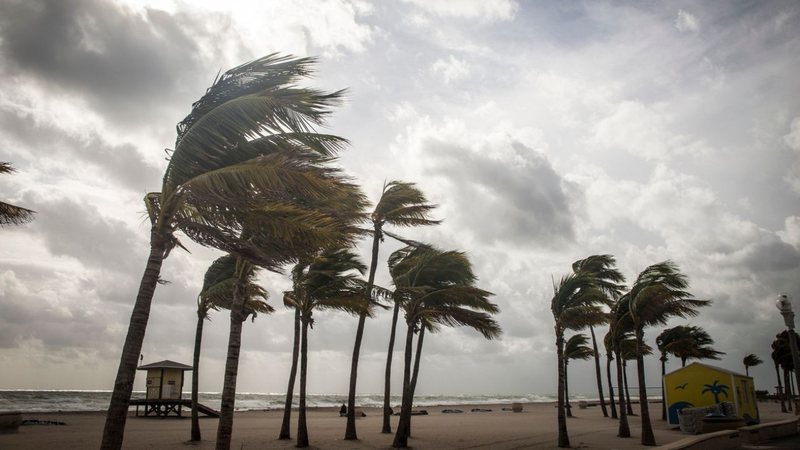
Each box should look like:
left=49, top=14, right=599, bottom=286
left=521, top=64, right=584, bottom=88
left=0, top=390, right=561, bottom=413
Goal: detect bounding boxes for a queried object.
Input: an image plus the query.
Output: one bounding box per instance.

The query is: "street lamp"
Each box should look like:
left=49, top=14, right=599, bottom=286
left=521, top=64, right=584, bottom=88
left=776, top=294, right=800, bottom=415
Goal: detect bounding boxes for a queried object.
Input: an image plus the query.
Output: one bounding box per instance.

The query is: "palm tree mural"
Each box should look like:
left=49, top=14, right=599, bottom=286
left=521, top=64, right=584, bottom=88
left=190, top=255, right=272, bottom=442
left=702, top=380, right=730, bottom=404
left=627, top=261, right=709, bottom=446
left=572, top=255, right=625, bottom=419
left=344, top=180, right=439, bottom=439
left=551, top=271, right=607, bottom=447
left=284, top=247, right=372, bottom=448
left=101, top=54, right=355, bottom=450
left=564, top=333, right=594, bottom=417
left=0, top=162, right=35, bottom=226
left=390, top=245, right=500, bottom=448
left=743, top=354, right=763, bottom=377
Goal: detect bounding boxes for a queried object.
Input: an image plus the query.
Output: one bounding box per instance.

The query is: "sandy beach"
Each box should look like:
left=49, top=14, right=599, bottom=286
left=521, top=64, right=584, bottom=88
left=0, top=400, right=790, bottom=449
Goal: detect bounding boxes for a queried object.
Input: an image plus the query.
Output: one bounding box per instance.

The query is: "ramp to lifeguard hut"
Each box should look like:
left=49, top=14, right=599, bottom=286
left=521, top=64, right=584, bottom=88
left=130, top=399, right=219, bottom=418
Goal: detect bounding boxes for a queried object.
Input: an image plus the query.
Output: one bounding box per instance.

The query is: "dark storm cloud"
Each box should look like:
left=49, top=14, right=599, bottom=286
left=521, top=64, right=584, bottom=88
left=0, top=0, right=205, bottom=124
left=26, top=195, right=147, bottom=274
left=424, top=140, right=577, bottom=247
left=0, top=109, right=162, bottom=192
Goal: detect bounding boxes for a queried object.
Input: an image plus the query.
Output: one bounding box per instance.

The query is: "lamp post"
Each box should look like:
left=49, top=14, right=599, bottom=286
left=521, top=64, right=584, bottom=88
left=776, top=294, right=800, bottom=415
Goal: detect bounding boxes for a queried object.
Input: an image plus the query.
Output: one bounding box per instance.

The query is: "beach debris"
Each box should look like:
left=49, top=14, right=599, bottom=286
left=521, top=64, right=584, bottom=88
left=441, top=409, right=464, bottom=414
left=470, top=408, right=492, bottom=412
left=410, top=410, right=428, bottom=416
left=21, top=419, right=66, bottom=426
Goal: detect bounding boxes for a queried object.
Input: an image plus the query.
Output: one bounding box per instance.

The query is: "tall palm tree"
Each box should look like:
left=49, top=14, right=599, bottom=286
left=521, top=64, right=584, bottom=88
left=564, top=334, right=594, bottom=417
left=603, top=331, right=618, bottom=419
left=102, top=54, right=352, bottom=450
left=551, top=271, right=607, bottom=448
left=620, top=331, right=652, bottom=415
left=772, top=348, right=788, bottom=413
left=343, top=180, right=439, bottom=439
left=572, top=255, right=625, bottom=418
left=0, top=162, right=35, bottom=226
left=390, top=245, right=500, bottom=448
left=627, top=261, right=709, bottom=446
left=284, top=247, right=370, bottom=448
left=656, top=325, right=723, bottom=420
left=190, top=255, right=272, bottom=442
left=609, top=293, right=633, bottom=437
left=743, top=354, right=763, bottom=377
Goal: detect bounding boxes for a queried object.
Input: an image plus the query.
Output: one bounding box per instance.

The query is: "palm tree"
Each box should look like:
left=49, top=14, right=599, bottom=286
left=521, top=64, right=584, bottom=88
left=0, top=162, right=35, bottom=226
left=619, top=331, right=652, bottom=415
left=657, top=325, right=723, bottom=420
left=772, top=331, right=799, bottom=413
left=343, top=180, right=439, bottom=439
left=743, top=354, right=763, bottom=377
left=772, top=347, right=788, bottom=413
left=390, top=245, right=500, bottom=448
left=572, top=255, right=626, bottom=419
left=102, top=54, right=352, bottom=450
left=609, top=292, right=633, bottom=437
left=551, top=271, right=607, bottom=447
left=564, top=334, right=594, bottom=417
left=190, top=255, right=272, bottom=442
left=278, top=305, right=301, bottom=440
left=627, top=261, right=709, bottom=446
left=284, top=247, right=370, bottom=448
left=603, top=331, right=618, bottom=419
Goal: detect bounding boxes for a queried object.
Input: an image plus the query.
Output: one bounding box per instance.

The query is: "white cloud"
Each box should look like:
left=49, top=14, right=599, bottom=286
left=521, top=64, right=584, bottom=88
left=402, top=0, right=517, bottom=21
left=431, top=55, right=470, bottom=84
left=675, top=9, right=700, bottom=33
left=784, top=116, right=800, bottom=193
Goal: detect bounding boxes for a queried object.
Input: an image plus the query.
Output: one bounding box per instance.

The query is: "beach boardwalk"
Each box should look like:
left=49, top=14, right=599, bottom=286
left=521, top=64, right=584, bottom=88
left=131, top=360, right=215, bottom=418
left=664, top=362, right=759, bottom=426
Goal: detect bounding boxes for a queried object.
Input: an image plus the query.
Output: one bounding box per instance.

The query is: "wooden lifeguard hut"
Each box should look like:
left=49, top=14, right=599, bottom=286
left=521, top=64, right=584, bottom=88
left=131, top=359, right=217, bottom=417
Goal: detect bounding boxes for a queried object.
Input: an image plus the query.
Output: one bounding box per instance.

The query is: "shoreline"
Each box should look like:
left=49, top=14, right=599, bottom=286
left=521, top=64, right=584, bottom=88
left=0, top=401, right=789, bottom=449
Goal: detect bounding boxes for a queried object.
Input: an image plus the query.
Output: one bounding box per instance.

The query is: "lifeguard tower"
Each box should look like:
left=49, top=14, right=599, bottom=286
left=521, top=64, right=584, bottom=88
left=131, top=359, right=218, bottom=418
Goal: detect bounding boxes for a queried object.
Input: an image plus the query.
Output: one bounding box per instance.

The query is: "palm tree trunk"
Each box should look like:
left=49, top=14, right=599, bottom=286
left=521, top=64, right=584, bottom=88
left=345, top=226, right=381, bottom=440
left=215, top=273, right=248, bottom=450
left=392, top=321, right=415, bottom=448
left=660, top=356, right=667, bottom=421
left=623, top=360, right=634, bottom=416
left=190, top=311, right=204, bottom=442
left=279, top=307, right=301, bottom=440
left=565, top=360, right=572, bottom=418
left=555, top=328, right=570, bottom=448
left=382, top=300, right=401, bottom=434
left=101, top=233, right=166, bottom=450
left=635, top=327, right=656, bottom=446
left=406, top=326, right=425, bottom=438
left=588, top=326, right=608, bottom=417
left=607, top=353, right=618, bottom=419
left=746, top=366, right=750, bottom=377
left=776, top=363, right=787, bottom=413
left=297, top=316, right=310, bottom=447
left=615, top=345, right=630, bottom=437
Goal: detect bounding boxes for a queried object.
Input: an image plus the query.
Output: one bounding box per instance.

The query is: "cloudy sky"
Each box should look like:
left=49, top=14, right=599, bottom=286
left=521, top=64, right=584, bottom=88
left=1, top=0, right=799, bottom=399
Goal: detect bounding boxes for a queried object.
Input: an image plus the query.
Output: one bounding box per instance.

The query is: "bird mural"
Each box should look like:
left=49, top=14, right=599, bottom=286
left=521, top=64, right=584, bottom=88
left=675, top=383, right=688, bottom=390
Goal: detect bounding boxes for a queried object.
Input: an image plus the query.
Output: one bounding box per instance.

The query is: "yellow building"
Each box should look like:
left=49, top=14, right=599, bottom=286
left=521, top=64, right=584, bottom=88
left=138, top=360, right=192, bottom=401
left=664, top=362, right=759, bottom=425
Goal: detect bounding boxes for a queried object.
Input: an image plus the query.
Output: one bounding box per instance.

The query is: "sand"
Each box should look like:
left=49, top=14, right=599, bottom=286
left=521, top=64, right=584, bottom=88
left=0, top=400, right=790, bottom=449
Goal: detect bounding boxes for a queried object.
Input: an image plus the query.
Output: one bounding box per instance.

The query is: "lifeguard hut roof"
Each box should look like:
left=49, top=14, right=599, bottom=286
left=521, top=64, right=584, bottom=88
left=669, top=362, right=747, bottom=378
left=137, top=360, right=193, bottom=371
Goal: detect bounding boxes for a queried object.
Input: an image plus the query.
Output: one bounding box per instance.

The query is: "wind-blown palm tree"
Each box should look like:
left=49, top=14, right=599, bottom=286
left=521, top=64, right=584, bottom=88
left=343, top=180, right=439, bottom=439
left=0, top=162, right=35, bottom=226
left=627, top=261, right=709, bottom=446
left=390, top=245, right=500, bottom=448
left=564, top=333, right=594, bottom=417
left=278, top=305, right=301, bottom=440
left=771, top=346, right=788, bottom=413
left=743, top=354, right=763, bottom=377
left=190, top=255, right=272, bottom=442
left=551, top=271, right=607, bottom=447
left=284, top=247, right=370, bottom=448
left=620, top=331, right=652, bottom=415
left=572, top=255, right=625, bottom=419
left=101, top=54, right=352, bottom=450
left=657, top=325, right=723, bottom=420
left=603, top=331, right=618, bottom=419
left=772, top=331, right=799, bottom=413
